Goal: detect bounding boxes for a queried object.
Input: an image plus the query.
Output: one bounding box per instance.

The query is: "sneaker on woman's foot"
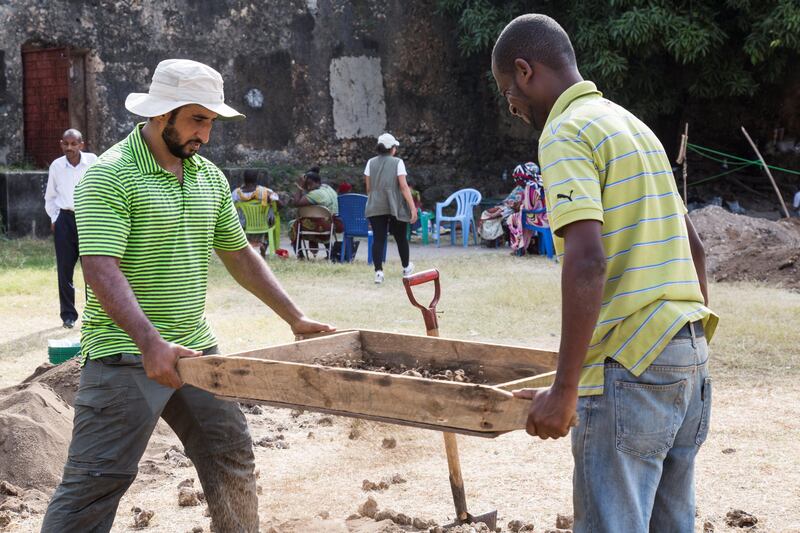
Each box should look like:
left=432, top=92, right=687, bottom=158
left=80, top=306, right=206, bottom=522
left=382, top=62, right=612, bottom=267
left=374, top=270, right=384, bottom=284
left=402, top=262, right=415, bottom=277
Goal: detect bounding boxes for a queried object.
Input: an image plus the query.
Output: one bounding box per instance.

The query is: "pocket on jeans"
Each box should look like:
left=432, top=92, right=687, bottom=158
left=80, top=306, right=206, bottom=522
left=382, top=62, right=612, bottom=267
left=70, top=387, right=128, bottom=463
left=695, top=377, right=712, bottom=446
left=615, top=379, right=687, bottom=458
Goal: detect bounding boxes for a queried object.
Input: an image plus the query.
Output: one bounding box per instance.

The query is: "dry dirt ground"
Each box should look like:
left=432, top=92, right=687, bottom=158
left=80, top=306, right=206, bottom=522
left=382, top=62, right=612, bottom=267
left=1, top=231, right=799, bottom=532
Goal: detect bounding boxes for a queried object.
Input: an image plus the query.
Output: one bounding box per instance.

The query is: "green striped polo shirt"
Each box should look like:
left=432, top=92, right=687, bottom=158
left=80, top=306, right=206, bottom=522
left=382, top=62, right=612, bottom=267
left=538, top=81, right=719, bottom=396
left=75, top=124, right=248, bottom=360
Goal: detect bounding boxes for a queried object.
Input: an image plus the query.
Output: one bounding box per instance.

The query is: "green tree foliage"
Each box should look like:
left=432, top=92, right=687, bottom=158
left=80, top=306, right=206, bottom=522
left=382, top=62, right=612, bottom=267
left=437, top=0, right=800, bottom=121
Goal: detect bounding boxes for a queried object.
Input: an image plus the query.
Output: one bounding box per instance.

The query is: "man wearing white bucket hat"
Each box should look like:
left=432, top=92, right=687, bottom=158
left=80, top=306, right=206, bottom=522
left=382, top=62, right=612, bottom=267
left=42, top=59, right=334, bottom=533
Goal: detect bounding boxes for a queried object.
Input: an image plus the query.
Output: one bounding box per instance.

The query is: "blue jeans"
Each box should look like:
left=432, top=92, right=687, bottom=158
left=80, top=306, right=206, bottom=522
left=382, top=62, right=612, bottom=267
left=571, top=323, right=712, bottom=533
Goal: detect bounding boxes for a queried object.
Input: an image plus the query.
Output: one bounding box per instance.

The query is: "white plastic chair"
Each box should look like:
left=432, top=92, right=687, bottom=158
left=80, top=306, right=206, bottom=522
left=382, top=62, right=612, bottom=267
left=434, top=188, right=482, bottom=247
left=294, top=205, right=337, bottom=259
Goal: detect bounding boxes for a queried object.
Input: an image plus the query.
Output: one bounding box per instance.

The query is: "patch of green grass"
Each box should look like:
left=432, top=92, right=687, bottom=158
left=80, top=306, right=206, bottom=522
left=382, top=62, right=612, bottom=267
left=0, top=162, right=39, bottom=171
left=0, top=238, right=55, bottom=271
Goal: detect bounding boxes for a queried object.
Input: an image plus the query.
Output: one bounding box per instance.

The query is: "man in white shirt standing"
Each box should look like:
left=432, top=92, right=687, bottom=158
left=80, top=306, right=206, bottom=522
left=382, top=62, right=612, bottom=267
left=44, top=129, right=97, bottom=328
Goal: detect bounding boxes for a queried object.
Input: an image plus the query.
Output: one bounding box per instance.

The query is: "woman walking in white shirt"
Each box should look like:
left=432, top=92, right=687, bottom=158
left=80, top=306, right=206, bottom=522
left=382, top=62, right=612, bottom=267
left=364, top=133, right=418, bottom=284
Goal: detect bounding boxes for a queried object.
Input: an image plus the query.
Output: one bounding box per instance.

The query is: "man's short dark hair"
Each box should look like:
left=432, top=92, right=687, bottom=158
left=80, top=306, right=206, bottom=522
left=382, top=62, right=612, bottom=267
left=492, top=14, right=576, bottom=74
left=243, top=169, right=259, bottom=185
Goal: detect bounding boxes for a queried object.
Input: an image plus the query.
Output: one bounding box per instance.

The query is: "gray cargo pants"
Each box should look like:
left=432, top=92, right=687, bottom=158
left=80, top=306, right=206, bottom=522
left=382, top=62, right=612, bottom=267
left=41, top=348, right=258, bottom=533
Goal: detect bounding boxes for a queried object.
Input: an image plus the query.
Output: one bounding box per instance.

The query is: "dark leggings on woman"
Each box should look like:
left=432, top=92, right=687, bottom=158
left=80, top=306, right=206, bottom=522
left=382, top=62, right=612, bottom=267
left=368, top=215, right=409, bottom=271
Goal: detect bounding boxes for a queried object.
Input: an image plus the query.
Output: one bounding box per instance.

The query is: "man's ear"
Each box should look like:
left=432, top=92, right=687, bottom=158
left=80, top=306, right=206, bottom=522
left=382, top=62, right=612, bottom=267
left=514, top=58, right=533, bottom=85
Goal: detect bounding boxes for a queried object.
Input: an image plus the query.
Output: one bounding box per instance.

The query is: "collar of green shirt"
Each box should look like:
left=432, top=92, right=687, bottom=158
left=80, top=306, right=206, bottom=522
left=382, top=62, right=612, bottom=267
left=543, top=80, right=603, bottom=132
left=129, top=123, right=200, bottom=176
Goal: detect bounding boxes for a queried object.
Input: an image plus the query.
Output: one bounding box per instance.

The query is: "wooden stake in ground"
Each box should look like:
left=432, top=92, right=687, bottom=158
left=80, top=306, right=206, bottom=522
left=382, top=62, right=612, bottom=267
left=741, top=126, right=791, bottom=219
left=682, top=123, right=689, bottom=204
left=675, top=123, right=689, bottom=204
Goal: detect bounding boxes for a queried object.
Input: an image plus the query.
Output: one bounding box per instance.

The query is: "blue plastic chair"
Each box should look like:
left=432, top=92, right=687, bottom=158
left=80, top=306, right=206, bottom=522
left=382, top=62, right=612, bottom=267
left=434, top=188, right=482, bottom=247
left=521, top=208, right=556, bottom=260
left=337, top=193, right=387, bottom=264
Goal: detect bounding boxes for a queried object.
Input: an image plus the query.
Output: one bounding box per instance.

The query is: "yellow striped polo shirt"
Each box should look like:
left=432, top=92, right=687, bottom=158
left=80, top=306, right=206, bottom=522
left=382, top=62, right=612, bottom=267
left=538, top=81, right=719, bottom=396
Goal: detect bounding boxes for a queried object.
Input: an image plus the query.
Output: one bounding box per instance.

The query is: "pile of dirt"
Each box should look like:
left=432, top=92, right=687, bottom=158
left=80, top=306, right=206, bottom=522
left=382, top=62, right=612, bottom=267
left=22, top=358, right=81, bottom=406
left=689, top=206, right=800, bottom=289
left=0, top=382, right=73, bottom=529
left=0, top=382, right=72, bottom=490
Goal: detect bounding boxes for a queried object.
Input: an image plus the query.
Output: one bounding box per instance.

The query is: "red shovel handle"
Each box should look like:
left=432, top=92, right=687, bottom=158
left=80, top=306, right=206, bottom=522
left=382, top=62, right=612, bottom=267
left=402, top=269, right=441, bottom=334
left=404, top=269, right=439, bottom=287
left=402, top=269, right=440, bottom=310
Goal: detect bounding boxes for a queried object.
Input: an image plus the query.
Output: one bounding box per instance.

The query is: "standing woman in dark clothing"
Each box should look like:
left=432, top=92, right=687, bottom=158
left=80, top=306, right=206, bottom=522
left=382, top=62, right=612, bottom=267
left=364, top=133, right=418, bottom=284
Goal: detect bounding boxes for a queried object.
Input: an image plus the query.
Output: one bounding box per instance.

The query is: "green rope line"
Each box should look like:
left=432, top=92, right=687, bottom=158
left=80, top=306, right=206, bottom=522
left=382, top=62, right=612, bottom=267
left=687, top=143, right=800, bottom=176
left=686, top=162, right=752, bottom=187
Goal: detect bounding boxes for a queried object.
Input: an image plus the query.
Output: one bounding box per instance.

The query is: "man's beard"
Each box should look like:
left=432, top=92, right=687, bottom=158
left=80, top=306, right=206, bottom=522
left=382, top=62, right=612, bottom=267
left=162, top=123, right=200, bottom=160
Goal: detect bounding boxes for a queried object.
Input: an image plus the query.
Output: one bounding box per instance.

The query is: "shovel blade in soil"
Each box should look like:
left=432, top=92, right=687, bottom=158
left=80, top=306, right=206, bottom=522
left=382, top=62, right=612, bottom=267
left=443, top=510, right=497, bottom=530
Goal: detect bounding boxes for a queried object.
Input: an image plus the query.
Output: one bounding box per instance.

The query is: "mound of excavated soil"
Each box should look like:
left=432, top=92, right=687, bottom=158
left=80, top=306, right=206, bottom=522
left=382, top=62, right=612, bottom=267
left=689, top=206, right=800, bottom=289
left=0, top=382, right=72, bottom=490
left=22, top=358, right=81, bottom=407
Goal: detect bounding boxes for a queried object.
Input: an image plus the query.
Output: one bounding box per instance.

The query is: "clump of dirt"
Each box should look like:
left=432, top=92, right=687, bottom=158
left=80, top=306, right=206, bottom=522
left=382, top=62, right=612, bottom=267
left=0, top=382, right=72, bottom=490
left=311, top=356, right=486, bottom=384
left=256, top=434, right=289, bottom=449
left=508, top=520, right=535, bottom=532
left=726, top=509, right=758, bottom=528
left=164, top=445, right=193, bottom=468
left=240, top=403, right=264, bottom=415
left=555, top=514, right=573, bottom=529
left=362, top=474, right=406, bottom=492
left=0, top=480, right=50, bottom=529
left=689, top=206, right=800, bottom=289
left=178, top=487, right=200, bottom=507
left=363, top=480, right=390, bottom=492
left=131, top=506, right=155, bottom=529
left=356, top=497, right=438, bottom=531
left=177, top=478, right=194, bottom=489
left=358, top=496, right=378, bottom=518
left=22, top=358, right=81, bottom=407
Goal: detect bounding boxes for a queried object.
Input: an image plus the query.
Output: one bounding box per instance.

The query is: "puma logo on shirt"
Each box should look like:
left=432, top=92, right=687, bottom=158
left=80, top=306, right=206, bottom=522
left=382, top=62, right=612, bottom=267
left=557, top=189, right=574, bottom=202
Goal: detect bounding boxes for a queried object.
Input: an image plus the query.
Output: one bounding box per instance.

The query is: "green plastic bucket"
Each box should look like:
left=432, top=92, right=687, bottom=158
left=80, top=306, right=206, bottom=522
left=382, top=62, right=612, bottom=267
left=47, top=339, right=81, bottom=365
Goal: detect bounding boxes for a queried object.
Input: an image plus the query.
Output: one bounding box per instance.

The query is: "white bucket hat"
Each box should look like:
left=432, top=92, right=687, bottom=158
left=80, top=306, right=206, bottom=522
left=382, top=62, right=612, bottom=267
left=377, top=132, right=400, bottom=149
left=125, top=59, right=245, bottom=120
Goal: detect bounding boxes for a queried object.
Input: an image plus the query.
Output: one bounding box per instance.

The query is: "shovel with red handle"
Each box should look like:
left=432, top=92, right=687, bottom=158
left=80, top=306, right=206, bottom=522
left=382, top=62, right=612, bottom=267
left=402, top=268, right=498, bottom=531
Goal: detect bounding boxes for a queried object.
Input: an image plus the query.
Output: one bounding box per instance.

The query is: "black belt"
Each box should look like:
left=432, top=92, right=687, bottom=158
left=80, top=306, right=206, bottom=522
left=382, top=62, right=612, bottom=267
left=60, top=209, right=75, bottom=214
left=674, top=320, right=704, bottom=339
